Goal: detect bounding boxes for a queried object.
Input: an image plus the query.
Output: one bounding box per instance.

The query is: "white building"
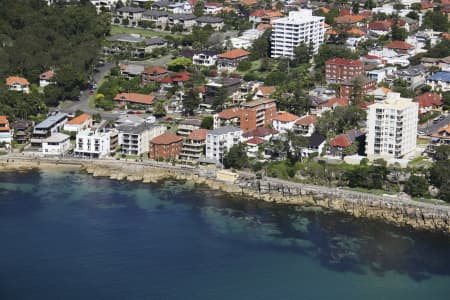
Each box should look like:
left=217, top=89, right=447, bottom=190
left=205, top=126, right=242, bottom=163
left=271, top=10, right=325, bottom=59
left=426, top=71, right=450, bottom=92
left=272, top=111, right=300, bottom=134
left=366, top=93, right=418, bottom=160
left=63, top=114, right=93, bottom=133
left=42, top=133, right=71, bottom=155
left=193, top=51, right=218, bottom=66
left=117, top=123, right=166, bottom=156
left=74, top=127, right=118, bottom=159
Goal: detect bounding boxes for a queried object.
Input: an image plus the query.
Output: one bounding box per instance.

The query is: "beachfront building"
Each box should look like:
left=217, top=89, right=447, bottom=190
left=118, top=122, right=166, bottom=156
left=149, top=132, right=184, bottom=160
left=0, top=116, right=13, bottom=147
left=42, top=133, right=71, bottom=155
left=366, top=93, right=419, bottom=159
left=31, top=113, right=68, bottom=146
left=63, top=114, right=93, bottom=133
left=239, top=98, right=277, bottom=132
left=206, top=126, right=242, bottom=163
left=271, top=10, right=325, bottom=59
left=6, top=76, right=30, bottom=93
left=179, top=129, right=208, bottom=164
left=75, top=126, right=118, bottom=159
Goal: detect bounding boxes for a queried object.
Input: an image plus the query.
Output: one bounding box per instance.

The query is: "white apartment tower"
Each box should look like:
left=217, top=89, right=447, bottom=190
left=206, top=126, right=242, bottom=163
left=271, top=10, right=325, bottom=59
left=366, top=93, right=419, bottom=159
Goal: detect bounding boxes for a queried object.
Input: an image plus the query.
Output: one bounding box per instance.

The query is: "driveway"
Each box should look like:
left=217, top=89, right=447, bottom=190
left=419, top=114, right=450, bottom=135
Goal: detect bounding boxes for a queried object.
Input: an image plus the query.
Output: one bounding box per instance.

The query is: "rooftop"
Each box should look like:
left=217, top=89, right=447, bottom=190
left=151, top=132, right=183, bottom=145
left=44, top=133, right=70, bottom=143
left=274, top=111, right=299, bottom=123
left=66, top=113, right=92, bottom=125
left=187, top=129, right=208, bottom=141
left=208, top=125, right=241, bottom=135
left=295, top=115, right=317, bottom=126
left=218, top=48, right=250, bottom=60
left=6, top=76, right=30, bottom=86
left=114, top=93, right=154, bottom=105
left=35, top=113, right=68, bottom=130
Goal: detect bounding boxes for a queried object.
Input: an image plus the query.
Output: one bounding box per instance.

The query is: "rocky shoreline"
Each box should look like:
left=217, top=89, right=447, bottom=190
left=1, top=157, right=450, bottom=233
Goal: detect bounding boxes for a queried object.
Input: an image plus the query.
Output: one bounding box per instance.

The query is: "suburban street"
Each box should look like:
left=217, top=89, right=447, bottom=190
left=418, top=113, right=450, bottom=135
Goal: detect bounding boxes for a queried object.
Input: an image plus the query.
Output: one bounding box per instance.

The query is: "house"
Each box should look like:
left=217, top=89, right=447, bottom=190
left=325, top=58, right=365, bottom=84
left=196, top=16, right=224, bottom=30
left=395, top=64, right=428, bottom=90
left=0, top=116, right=12, bottom=146
left=177, top=118, right=202, bottom=136
left=145, top=36, right=168, bottom=51
left=104, top=34, right=165, bottom=58
left=118, top=122, right=166, bottom=156
left=114, top=93, right=154, bottom=108
left=192, top=50, right=219, bottom=66
left=421, top=56, right=450, bottom=69
left=431, top=124, right=450, bottom=146
left=39, top=70, right=55, bottom=87
left=245, top=137, right=265, bottom=158
left=415, top=92, right=443, bottom=115
left=63, top=114, right=93, bottom=133
left=384, top=41, right=415, bottom=55
left=242, top=127, right=278, bottom=141
left=10, top=119, right=33, bottom=144
left=368, top=20, right=392, bottom=36
left=249, top=9, right=283, bottom=24
left=339, top=76, right=376, bottom=100
left=115, top=6, right=145, bottom=26
left=6, top=76, right=30, bottom=93
left=214, top=108, right=241, bottom=128
left=167, top=1, right=193, bottom=14
left=272, top=111, right=300, bottom=133
left=205, top=126, right=242, bottom=163
left=141, top=10, right=170, bottom=29
left=204, top=2, right=222, bottom=15
left=75, top=125, right=118, bottom=158
left=141, top=66, right=169, bottom=85
left=301, top=133, right=326, bottom=158
left=328, top=129, right=364, bottom=158
left=149, top=132, right=184, bottom=160
left=217, top=48, right=251, bottom=71
left=120, top=64, right=145, bottom=80
left=240, top=98, right=277, bottom=132
left=317, top=97, right=349, bottom=114
left=367, top=87, right=392, bottom=102
left=42, top=133, right=71, bottom=155
left=31, top=113, right=68, bottom=146
left=426, top=71, right=450, bottom=92
left=227, top=28, right=264, bottom=49
left=366, top=67, right=396, bottom=84
left=168, top=14, right=197, bottom=31
left=253, top=86, right=276, bottom=99
left=205, top=77, right=241, bottom=105
left=334, top=14, right=366, bottom=26
left=179, top=128, right=208, bottom=163
left=293, top=115, right=317, bottom=137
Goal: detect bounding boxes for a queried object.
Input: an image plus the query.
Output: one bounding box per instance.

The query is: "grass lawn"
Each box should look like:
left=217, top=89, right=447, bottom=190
left=417, top=137, right=430, bottom=145
left=110, top=25, right=182, bottom=38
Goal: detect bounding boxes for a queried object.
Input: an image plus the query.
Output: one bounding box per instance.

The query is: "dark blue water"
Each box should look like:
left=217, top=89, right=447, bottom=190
left=1, top=170, right=450, bottom=300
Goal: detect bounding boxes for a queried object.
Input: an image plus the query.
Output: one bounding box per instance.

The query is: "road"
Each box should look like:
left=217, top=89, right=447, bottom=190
left=418, top=113, right=450, bottom=135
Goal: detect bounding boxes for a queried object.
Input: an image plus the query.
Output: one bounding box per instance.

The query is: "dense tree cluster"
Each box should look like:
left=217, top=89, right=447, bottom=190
left=0, top=0, right=110, bottom=119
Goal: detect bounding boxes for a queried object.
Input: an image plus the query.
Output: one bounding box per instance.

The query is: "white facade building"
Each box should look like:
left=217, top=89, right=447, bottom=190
left=205, top=126, right=242, bottom=163
left=42, top=133, right=71, bottom=155
left=118, top=123, right=166, bottom=156
left=271, top=10, right=325, bottom=59
left=193, top=51, right=218, bottom=66
left=366, top=93, right=418, bottom=159
left=75, top=128, right=117, bottom=158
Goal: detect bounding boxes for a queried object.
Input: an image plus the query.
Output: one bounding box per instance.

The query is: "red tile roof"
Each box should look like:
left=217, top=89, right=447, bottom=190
left=415, top=92, right=442, bottom=108
left=320, top=97, right=349, bottom=108
left=250, top=9, right=283, bottom=18
left=242, top=127, right=278, bottom=138
left=369, top=20, right=392, bottom=31
left=205, top=2, right=223, bottom=7
left=114, top=93, right=154, bottom=105
left=172, top=71, right=190, bottom=82
left=385, top=41, right=414, bottom=50
left=330, top=134, right=351, bottom=147
left=335, top=15, right=366, bottom=25
left=217, top=108, right=241, bottom=119
left=256, top=23, right=271, bottom=31
left=274, top=111, right=299, bottom=123
left=66, top=113, right=92, bottom=125
left=6, top=76, right=30, bottom=86
left=218, top=48, right=250, bottom=60
left=187, top=129, right=208, bottom=141
left=295, top=115, right=317, bottom=126
left=326, top=58, right=364, bottom=67
left=39, top=70, right=54, bottom=80
left=0, top=116, right=10, bottom=132
left=143, top=66, right=168, bottom=75
left=151, top=132, right=183, bottom=145
left=245, top=137, right=265, bottom=145
left=257, top=86, right=276, bottom=96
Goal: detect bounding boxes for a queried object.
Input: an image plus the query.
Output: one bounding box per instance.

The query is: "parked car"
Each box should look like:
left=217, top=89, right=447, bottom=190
left=89, top=89, right=95, bottom=95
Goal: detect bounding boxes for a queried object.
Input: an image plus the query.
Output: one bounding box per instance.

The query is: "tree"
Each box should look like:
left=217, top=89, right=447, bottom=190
left=391, top=16, right=408, bottom=41
left=423, top=9, right=449, bottom=32
left=153, top=101, right=166, bottom=117
left=237, top=60, right=252, bottom=71
left=167, top=57, right=192, bottom=71
left=364, top=0, right=375, bottom=9
left=193, top=1, right=205, bottom=17
left=442, top=91, right=450, bottom=111
left=182, top=89, right=201, bottom=116
left=352, top=1, right=359, bottom=14
left=293, top=42, right=311, bottom=66
left=212, top=85, right=228, bottom=111
left=223, top=143, right=249, bottom=169
left=405, top=175, right=429, bottom=197
left=434, top=145, right=450, bottom=161
left=250, top=28, right=271, bottom=59
left=429, top=160, right=450, bottom=202
left=201, top=116, right=213, bottom=129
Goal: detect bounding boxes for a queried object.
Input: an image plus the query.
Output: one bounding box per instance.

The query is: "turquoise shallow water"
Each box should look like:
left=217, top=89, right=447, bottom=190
left=0, top=169, right=449, bottom=300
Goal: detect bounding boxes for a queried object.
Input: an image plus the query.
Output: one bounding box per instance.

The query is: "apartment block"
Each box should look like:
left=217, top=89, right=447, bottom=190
left=179, top=129, right=208, bottom=163
left=366, top=93, right=419, bottom=159
left=206, top=126, right=242, bottom=163
left=271, top=10, right=325, bottom=59
left=239, top=98, right=277, bottom=132
left=325, top=58, right=364, bottom=84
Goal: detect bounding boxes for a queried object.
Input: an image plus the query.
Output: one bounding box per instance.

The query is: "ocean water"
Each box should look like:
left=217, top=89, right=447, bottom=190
left=0, top=170, right=449, bottom=300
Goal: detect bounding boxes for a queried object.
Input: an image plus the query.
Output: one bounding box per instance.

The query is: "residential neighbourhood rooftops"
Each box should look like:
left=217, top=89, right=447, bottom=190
left=114, top=93, right=155, bottom=105
left=196, top=16, right=223, bottom=23
left=415, top=93, right=442, bottom=107
left=217, top=108, right=240, bottom=119
left=295, top=115, right=317, bottom=126
left=44, top=132, right=70, bottom=143
left=218, top=48, right=250, bottom=60
left=117, top=6, right=145, bottom=13
left=66, top=114, right=92, bottom=125
left=242, top=127, right=278, bottom=138
left=330, top=134, right=351, bottom=148
left=208, top=125, right=241, bottom=135
left=187, top=129, right=208, bottom=141
left=308, top=133, right=326, bottom=148
left=151, top=132, right=183, bottom=145
left=0, top=116, right=10, bottom=131
left=35, top=113, right=67, bottom=130
left=427, top=71, right=450, bottom=82
left=274, top=111, right=299, bottom=123
left=326, top=58, right=364, bottom=66
left=6, top=76, right=30, bottom=86
left=245, top=137, right=265, bottom=145
left=385, top=41, right=414, bottom=50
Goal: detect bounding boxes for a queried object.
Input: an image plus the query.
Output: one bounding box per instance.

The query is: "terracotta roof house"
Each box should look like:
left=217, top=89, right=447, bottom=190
left=318, top=97, right=349, bottom=112
left=385, top=41, right=414, bottom=55
left=63, top=113, right=93, bottom=133
left=272, top=111, right=300, bottom=133
left=114, top=93, right=154, bottom=107
left=242, top=127, right=278, bottom=140
left=149, top=132, right=184, bottom=160
left=254, top=86, right=276, bottom=99
left=293, top=115, right=317, bottom=136
left=431, top=124, right=450, bottom=146
left=217, top=48, right=250, bottom=71
left=245, top=136, right=265, bottom=158
left=334, top=15, right=366, bottom=26
left=141, top=66, right=169, bottom=85
left=0, top=116, right=13, bottom=145
left=415, top=92, right=442, bottom=115
left=328, top=129, right=364, bottom=158
left=6, top=76, right=30, bottom=93
left=249, top=9, right=283, bottom=24
left=39, top=70, right=55, bottom=87
left=214, top=107, right=241, bottom=128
